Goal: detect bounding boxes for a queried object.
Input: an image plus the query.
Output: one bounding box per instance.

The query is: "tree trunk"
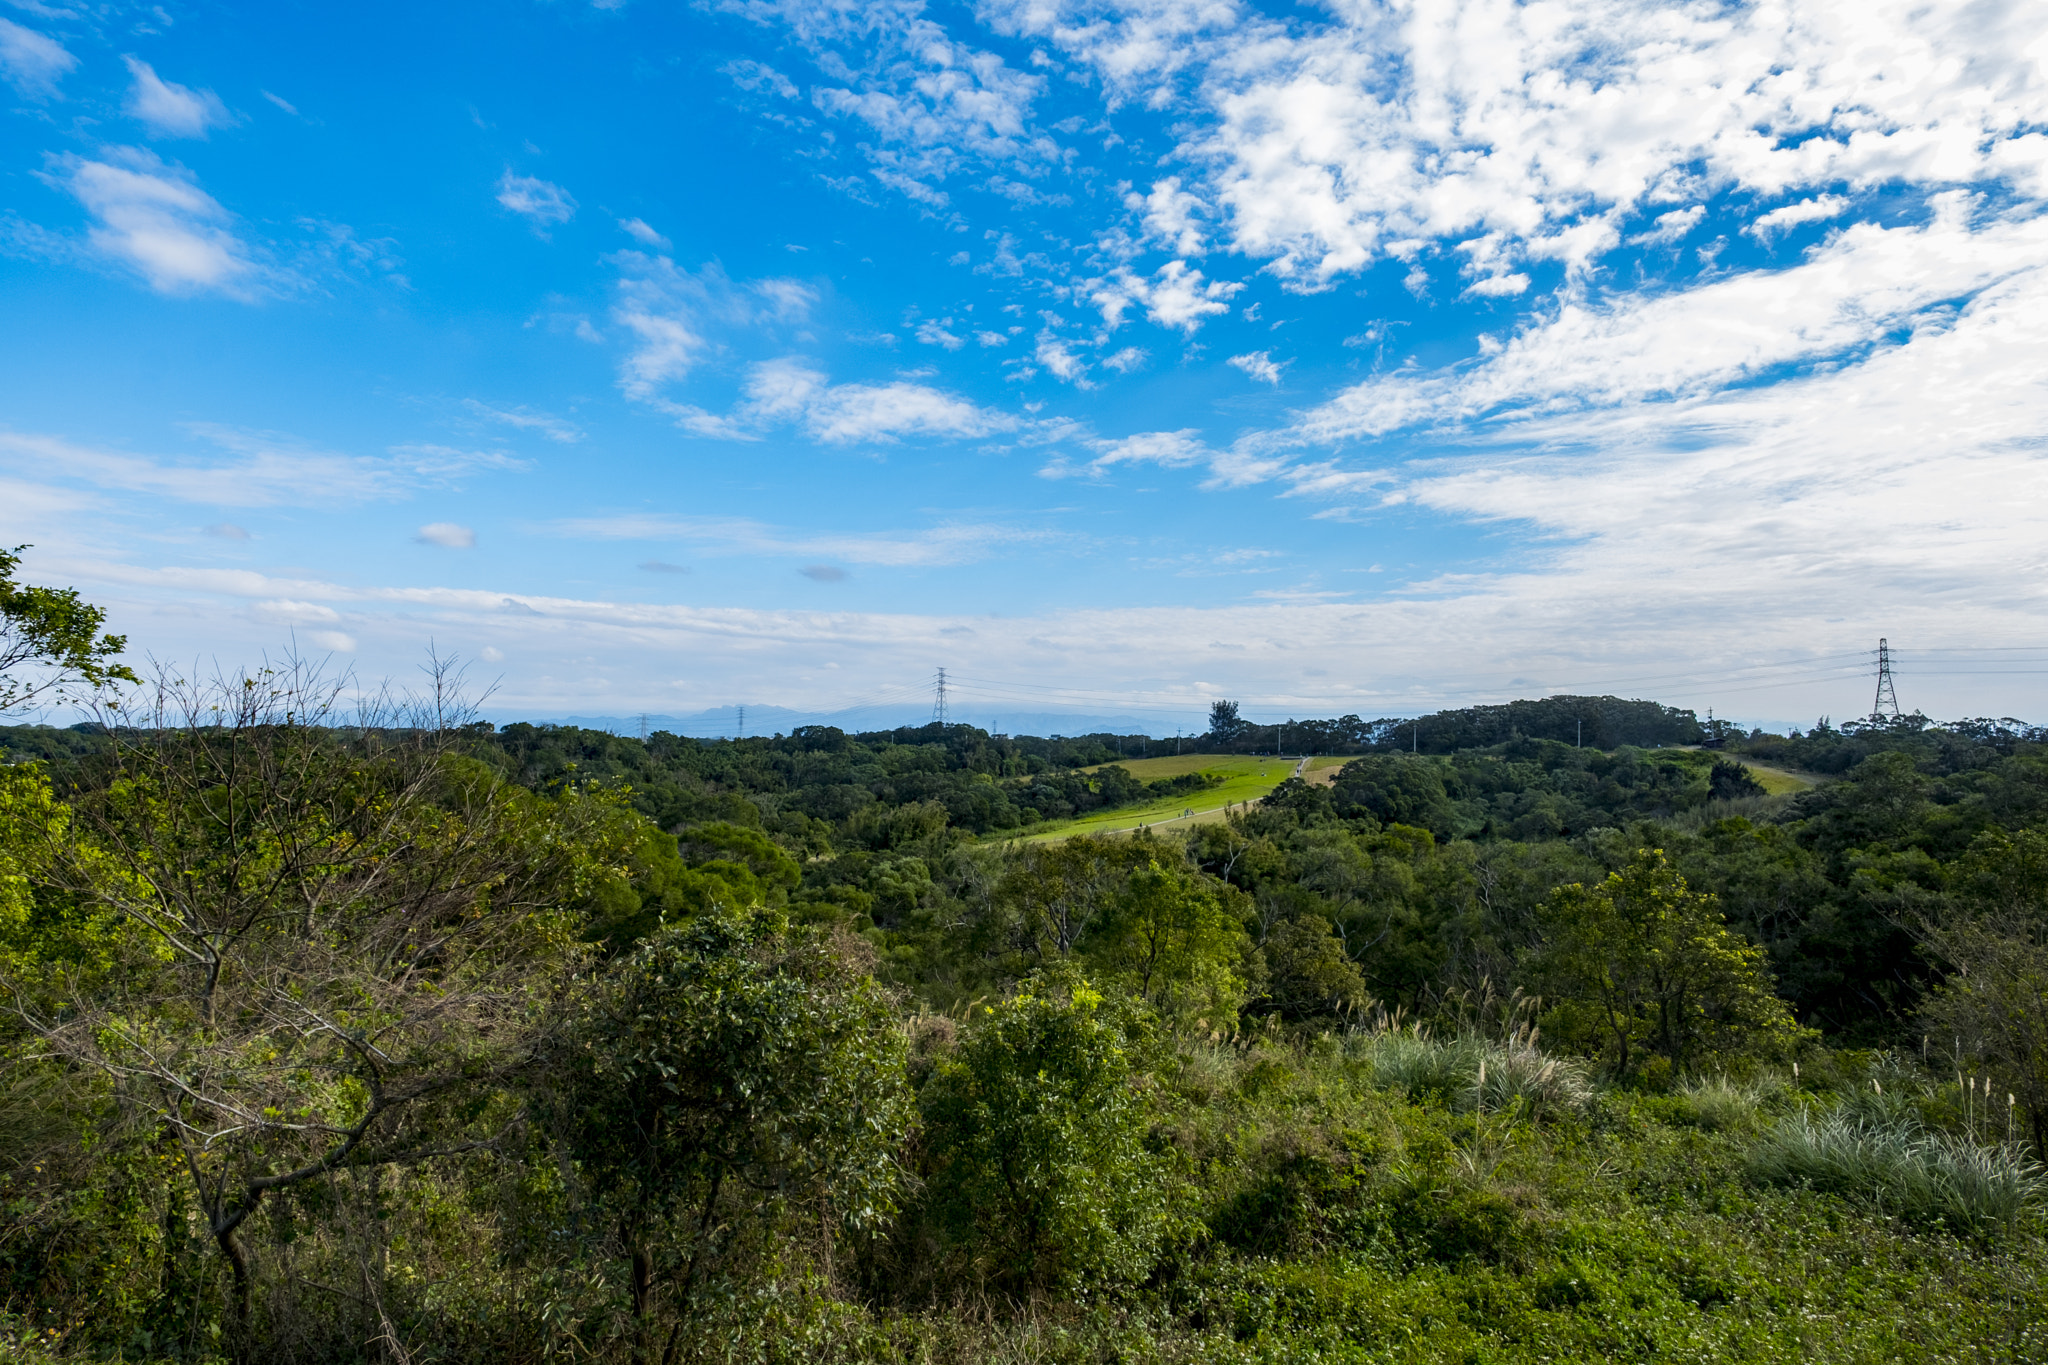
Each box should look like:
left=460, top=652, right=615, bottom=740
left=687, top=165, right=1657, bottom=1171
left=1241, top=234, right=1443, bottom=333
left=630, top=1241, right=655, bottom=1365
left=214, top=1219, right=253, bottom=1357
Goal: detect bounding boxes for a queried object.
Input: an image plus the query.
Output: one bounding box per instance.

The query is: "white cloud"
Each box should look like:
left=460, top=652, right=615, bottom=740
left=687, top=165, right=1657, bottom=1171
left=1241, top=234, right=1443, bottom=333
left=46, top=147, right=261, bottom=297
left=1747, top=195, right=1850, bottom=240
left=463, top=399, right=584, bottom=443
left=723, top=58, right=800, bottom=100
left=306, top=630, right=357, bottom=653
left=1627, top=206, right=1706, bottom=247
left=0, top=18, right=74, bottom=98
left=0, top=427, right=522, bottom=508
left=799, top=370, right=1019, bottom=443
left=975, top=329, right=1010, bottom=347
left=255, top=598, right=341, bottom=624
left=728, top=0, right=1060, bottom=205
left=916, top=317, right=967, bottom=350
left=997, top=0, right=2048, bottom=287
left=387, top=444, right=531, bottom=478
left=1084, top=428, right=1209, bottom=473
left=609, top=253, right=817, bottom=399
left=1227, top=350, right=1285, bottom=385
left=650, top=357, right=1023, bottom=444
left=416, top=522, right=476, bottom=549
left=1134, top=177, right=1206, bottom=256
left=618, top=216, right=671, bottom=250
left=1089, top=259, right=1241, bottom=333
left=1287, top=199, right=2048, bottom=444
left=1033, top=334, right=1090, bottom=386
left=123, top=57, right=232, bottom=138
left=1462, top=273, right=1531, bottom=298
left=495, top=171, right=576, bottom=227
left=548, top=512, right=1043, bottom=566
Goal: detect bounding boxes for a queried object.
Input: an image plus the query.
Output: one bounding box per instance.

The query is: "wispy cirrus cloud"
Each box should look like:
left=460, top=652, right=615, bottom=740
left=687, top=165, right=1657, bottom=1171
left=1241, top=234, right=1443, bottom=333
left=0, top=426, right=525, bottom=508
left=1227, top=350, right=1285, bottom=385
left=0, top=17, right=74, bottom=98
left=41, top=147, right=265, bottom=297
left=721, top=0, right=1060, bottom=209
left=463, top=399, right=584, bottom=443
left=609, top=252, right=817, bottom=398
left=495, top=171, right=576, bottom=229
left=665, top=357, right=1022, bottom=444
left=1282, top=198, right=2048, bottom=446
left=547, top=510, right=1049, bottom=566
left=123, top=56, right=234, bottom=138
left=1042, top=428, right=1209, bottom=481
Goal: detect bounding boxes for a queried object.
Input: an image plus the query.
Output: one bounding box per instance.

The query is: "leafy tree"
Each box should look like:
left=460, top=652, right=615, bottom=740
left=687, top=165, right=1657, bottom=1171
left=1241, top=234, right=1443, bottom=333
left=588, top=820, right=809, bottom=947
left=539, top=907, right=909, bottom=1364
left=1208, top=699, right=1246, bottom=742
left=991, top=834, right=1161, bottom=962
left=1258, top=913, right=1369, bottom=1020
left=1709, top=759, right=1767, bottom=802
left=920, top=971, right=1172, bottom=1294
left=1329, top=756, right=1462, bottom=839
left=1080, top=861, right=1253, bottom=1032
left=1919, top=829, right=2048, bottom=1155
left=0, top=546, right=137, bottom=713
left=5, top=660, right=632, bottom=1338
left=1526, top=849, right=1804, bottom=1076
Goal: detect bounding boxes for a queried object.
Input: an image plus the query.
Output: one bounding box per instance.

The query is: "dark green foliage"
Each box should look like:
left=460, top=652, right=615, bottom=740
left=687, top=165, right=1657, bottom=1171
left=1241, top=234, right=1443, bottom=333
left=918, top=973, right=1174, bottom=1295
left=7, top=622, right=2048, bottom=1362
left=1525, top=850, right=1806, bottom=1076
left=1195, top=693, right=1703, bottom=756
left=537, top=908, right=910, bottom=1357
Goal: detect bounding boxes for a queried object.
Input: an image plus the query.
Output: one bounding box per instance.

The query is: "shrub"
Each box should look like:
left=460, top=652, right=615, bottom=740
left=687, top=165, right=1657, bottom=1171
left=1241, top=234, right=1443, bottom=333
left=920, top=973, right=1174, bottom=1295
left=538, top=908, right=911, bottom=1356
left=1747, top=1108, right=2046, bottom=1232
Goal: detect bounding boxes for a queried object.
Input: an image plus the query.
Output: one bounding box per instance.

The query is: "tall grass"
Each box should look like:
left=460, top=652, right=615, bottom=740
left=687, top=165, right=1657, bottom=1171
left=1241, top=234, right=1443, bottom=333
left=1747, top=1107, right=2046, bottom=1232
left=1678, top=1073, right=1785, bottom=1131
left=1348, top=1027, right=1595, bottom=1117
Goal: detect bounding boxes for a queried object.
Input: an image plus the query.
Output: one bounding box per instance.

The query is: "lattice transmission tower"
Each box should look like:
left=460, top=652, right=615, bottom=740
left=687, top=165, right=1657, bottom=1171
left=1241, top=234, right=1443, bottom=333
left=932, top=667, right=949, bottom=727
left=1871, top=638, right=1901, bottom=721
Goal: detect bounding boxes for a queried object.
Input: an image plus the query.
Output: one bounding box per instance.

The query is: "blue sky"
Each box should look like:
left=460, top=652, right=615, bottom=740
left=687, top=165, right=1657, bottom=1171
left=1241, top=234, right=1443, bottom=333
left=3, top=0, right=2047, bottom=731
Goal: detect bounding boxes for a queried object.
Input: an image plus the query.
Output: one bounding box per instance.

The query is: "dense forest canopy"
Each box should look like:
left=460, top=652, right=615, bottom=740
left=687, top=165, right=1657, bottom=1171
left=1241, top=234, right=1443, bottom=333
left=2, top=587, right=2046, bottom=1365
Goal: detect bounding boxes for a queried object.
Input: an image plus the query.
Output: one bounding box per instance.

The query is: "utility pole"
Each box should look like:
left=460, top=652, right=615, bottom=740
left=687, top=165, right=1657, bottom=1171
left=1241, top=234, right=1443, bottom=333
left=1175, top=727, right=1182, bottom=756
left=1872, top=638, right=1901, bottom=720
left=638, top=712, right=649, bottom=742
left=932, top=667, right=949, bottom=727
left=737, top=705, right=745, bottom=740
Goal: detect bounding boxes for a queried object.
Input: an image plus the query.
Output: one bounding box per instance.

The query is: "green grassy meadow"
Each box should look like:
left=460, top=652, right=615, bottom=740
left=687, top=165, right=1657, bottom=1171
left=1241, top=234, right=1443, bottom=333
left=1016, top=753, right=1308, bottom=841
left=1740, top=760, right=1819, bottom=795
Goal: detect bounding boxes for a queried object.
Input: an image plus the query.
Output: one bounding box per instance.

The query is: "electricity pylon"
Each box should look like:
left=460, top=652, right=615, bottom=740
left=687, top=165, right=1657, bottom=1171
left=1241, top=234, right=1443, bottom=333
left=1871, top=638, right=1900, bottom=721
